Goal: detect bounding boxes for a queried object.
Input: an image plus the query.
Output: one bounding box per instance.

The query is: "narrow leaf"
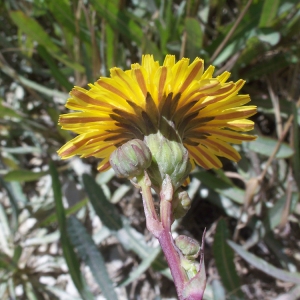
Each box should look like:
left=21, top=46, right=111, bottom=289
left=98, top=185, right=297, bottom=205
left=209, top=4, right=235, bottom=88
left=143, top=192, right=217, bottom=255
left=259, top=0, right=280, bottom=28
left=67, top=216, right=118, bottom=299
left=50, top=162, right=93, bottom=300
left=228, top=240, right=300, bottom=284
left=213, top=219, right=244, bottom=299
left=82, top=174, right=122, bottom=231
left=37, top=45, right=73, bottom=90
left=292, top=102, right=300, bottom=190
left=246, top=136, right=294, bottom=158
left=185, top=17, right=202, bottom=59
left=3, top=169, right=47, bottom=182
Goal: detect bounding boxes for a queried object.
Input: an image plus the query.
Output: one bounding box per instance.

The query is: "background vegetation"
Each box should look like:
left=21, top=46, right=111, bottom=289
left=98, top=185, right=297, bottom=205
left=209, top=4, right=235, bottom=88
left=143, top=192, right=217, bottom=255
left=0, top=0, right=300, bottom=299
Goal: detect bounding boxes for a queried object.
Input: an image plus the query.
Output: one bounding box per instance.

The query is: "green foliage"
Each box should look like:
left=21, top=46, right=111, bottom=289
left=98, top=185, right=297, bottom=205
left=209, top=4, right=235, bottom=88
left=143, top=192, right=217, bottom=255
left=213, top=219, right=244, bottom=300
left=0, top=0, right=299, bottom=299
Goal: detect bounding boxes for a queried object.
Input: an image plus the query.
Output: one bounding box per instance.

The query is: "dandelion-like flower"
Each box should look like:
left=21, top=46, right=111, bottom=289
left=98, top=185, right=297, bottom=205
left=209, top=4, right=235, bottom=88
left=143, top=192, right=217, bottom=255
left=58, top=55, right=256, bottom=173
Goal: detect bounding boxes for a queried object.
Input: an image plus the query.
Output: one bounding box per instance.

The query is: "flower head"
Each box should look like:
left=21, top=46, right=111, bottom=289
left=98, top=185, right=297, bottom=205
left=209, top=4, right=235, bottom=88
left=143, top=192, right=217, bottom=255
left=58, top=55, right=256, bottom=172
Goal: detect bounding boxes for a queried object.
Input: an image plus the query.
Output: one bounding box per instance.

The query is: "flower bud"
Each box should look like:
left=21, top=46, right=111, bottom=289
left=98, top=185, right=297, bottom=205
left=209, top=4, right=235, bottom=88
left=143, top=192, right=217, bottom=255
left=144, top=131, right=191, bottom=190
left=109, top=139, right=152, bottom=178
left=175, top=235, right=201, bottom=259
left=172, top=190, right=192, bottom=219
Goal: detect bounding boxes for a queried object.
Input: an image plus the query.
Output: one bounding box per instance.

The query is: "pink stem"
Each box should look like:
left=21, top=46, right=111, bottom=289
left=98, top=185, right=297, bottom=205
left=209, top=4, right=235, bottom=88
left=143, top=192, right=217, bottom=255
left=158, top=200, right=188, bottom=299
left=138, top=174, right=188, bottom=299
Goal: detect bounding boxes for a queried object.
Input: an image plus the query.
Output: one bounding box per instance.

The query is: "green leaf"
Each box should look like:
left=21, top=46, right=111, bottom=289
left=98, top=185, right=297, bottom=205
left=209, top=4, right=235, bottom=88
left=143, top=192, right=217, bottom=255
left=24, top=281, right=38, bottom=300
left=37, top=45, right=73, bottom=90
left=37, top=198, right=88, bottom=228
left=263, top=193, right=299, bottom=231
left=185, top=17, right=203, bottom=59
left=90, top=0, right=143, bottom=44
left=259, top=0, right=280, bottom=28
left=3, top=169, right=48, bottom=182
left=0, top=253, right=15, bottom=271
left=213, top=219, right=244, bottom=299
left=67, top=216, right=118, bottom=299
left=245, top=136, right=294, bottom=158
left=0, top=102, right=22, bottom=119
left=9, top=11, right=84, bottom=72
left=47, top=0, right=90, bottom=44
left=0, top=178, right=21, bottom=232
left=119, top=246, right=161, bottom=287
left=0, top=63, right=68, bottom=99
left=228, top=240, right=300, bottom=285
left=105, top=23, right=116, bottom=69
left=50, top=162, right=93, bottom=300
left=244, top=53, right=290, bottom=79
left=292, top=102, right=300, bottom=191
left=82, top=174, right=122, bottom=231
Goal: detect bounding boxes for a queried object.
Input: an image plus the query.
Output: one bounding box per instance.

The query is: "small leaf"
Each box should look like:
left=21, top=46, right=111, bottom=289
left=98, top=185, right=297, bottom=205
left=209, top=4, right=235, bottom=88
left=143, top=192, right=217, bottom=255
left=213, top=219, right=244, bottom=299
left=3, top=170, right=47, bottom=182
left=245, top=136, right=294, bottom=158
left=228, top=240, right=300, bottom=284
left=67, top=216, right=118, bottom=300
left=82, top=174, right=122, bottom=230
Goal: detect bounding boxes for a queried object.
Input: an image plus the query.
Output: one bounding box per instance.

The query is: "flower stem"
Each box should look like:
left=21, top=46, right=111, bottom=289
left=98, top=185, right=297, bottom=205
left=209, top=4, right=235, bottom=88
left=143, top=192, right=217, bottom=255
left=159, top=199, right=188, bottom=299
left=137, top=173, right=188, bottom=299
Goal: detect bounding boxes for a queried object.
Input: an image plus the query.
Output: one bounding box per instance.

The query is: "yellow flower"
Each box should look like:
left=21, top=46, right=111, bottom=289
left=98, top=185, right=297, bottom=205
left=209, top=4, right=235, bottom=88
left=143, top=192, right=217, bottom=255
left=58, top=55, right=256, bottom=172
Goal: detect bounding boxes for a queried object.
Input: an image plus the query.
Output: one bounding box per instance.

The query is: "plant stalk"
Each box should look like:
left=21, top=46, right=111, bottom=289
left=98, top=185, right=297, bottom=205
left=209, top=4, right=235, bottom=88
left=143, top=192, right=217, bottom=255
left=138, top=173, right=189, bottom=299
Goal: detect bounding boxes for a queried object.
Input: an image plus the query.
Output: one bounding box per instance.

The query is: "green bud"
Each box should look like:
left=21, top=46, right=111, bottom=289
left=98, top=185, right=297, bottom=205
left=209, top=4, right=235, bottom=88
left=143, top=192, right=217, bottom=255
left=175, top=235, right=201, bottom=259
left=144, top=131, right=191, bottom=190
left=172, top=190, right=192, bottom=219
left=181, top=257, right=200, bottom=279
left=109, top=139, right=152, bottom=179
